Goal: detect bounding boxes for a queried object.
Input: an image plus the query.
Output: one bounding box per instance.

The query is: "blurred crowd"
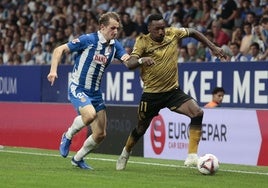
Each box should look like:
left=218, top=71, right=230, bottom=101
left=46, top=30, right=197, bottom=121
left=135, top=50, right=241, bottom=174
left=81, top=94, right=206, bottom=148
left=1, top=0, right=268, bottom=65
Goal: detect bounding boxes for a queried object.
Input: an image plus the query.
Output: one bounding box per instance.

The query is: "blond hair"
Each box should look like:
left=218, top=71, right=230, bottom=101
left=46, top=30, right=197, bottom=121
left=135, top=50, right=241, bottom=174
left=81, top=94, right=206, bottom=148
left=98, top=12, right=121, bottom=26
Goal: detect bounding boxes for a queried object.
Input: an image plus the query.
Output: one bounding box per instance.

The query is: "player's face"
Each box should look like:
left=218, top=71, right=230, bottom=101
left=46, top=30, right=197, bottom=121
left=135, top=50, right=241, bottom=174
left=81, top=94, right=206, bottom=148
left=148, top=19, right=166, bottom=43
left=101, top=18, right=120, bottom=41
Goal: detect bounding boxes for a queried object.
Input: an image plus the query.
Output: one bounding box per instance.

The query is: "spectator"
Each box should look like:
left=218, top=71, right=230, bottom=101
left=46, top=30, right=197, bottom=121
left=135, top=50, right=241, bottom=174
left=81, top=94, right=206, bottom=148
left=170, top=12, right=182, bottom=28
left=178, top=46, right=189, bottom=63
left=251, top=0, right=263, bottom=17
left=14, top=41, right=25, bottom=62
left=252, top=22, right=266, bottom=53
left=244, top=11, right=257, bottom=27
left=133, top=11, right=148, bottom=35
left=44, top=42, right=53, bottom=65
left=231, top=26, right=243, bottom=47
left=200, top=0, right=213, bottom=30
left=230, top=42, right=249, bottom=62
left=168, top=1, right=184, bottom=26
left=240, top=22, right=253, bottom=56
left=125, top=0, right=137, bottom=20
left=187, top=42, right=204, bottom=62
left=24, top=30, right=34, bottom=51
left=95, top=0, right=109, bottom=16
left=107, top=1, right=120, bottom=12
left=22, top=51, right=34, bottom=65
left=3, top=0, right=264, bottom=65
left=161, top=1, right=173, bottom=24
left=260, top=17, right=268, bottom=47
left=159, top=1, right=170, bottom=24
left=64, top=24, right=75, bottom=42
left=2, top=44, right=12, bottom=65
left=204, top=87, right=225, bottom=108
left=249, top=42, right=263, bottom=61
left=182, top=0, right=196, bottom=27
left=32, top=43, right=45, bottom=65
left=240, top=0, right=252, bottom=21
left=121, top=12, right=136, bottom=37
left=12, top=54, right=22, bottom=65
left=211, top=19, right=230, bottom=47
left=192, top=1, right=204, bottom=27
left=216, top=0, right=238, bottom=37
left=196, top=41, right=206, bottom=62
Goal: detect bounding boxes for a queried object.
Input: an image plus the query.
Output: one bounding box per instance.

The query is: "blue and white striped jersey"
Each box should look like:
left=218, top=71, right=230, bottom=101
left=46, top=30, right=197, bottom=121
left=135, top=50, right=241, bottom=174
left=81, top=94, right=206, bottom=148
left=67, top=31, right=126, bottom=93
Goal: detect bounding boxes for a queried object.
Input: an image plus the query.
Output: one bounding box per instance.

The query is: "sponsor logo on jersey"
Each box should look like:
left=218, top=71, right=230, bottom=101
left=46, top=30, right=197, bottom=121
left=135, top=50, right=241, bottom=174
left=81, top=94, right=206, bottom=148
left=93, top=54, right=108, bottom=65
left=71, top=38, right=80, bottom=44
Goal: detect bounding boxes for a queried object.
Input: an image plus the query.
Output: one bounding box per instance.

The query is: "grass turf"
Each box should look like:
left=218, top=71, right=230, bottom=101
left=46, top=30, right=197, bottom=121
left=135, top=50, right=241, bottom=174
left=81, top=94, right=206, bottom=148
left=0, top=146, right=267, bottom=188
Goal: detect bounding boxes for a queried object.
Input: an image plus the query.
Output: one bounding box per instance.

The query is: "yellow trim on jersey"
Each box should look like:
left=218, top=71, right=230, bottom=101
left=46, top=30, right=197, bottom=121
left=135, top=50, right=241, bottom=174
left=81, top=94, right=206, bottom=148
left=131, top=27, right=189, bottom=93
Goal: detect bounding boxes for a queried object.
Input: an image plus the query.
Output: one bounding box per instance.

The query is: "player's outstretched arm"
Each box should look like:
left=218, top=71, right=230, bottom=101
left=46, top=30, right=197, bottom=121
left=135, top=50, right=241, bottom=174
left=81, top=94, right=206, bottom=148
left=47, top=44, right=70, bottom=86
left=188, top=28, right=227, bottom=61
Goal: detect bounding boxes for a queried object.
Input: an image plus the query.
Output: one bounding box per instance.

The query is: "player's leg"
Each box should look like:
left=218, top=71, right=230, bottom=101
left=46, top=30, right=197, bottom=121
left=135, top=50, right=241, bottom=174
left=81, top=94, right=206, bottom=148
left=72, top=109, right=107, bottom=169
left=66, top=105, right=96, bottom=139
left=173, top=99, right=203, bottom=167
left=116, top=118, right=152, bottom=171
left=116, top=92, right=160, bottom=170
left=59, top=90, right=96, bottom=158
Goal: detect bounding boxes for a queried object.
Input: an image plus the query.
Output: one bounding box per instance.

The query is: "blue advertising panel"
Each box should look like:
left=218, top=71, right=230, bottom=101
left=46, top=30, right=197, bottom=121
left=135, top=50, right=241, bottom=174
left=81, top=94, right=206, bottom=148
left=179, top=62, right=268, bottom=108
left=41, top=64, right=143, bottom=104
left=1, top=62, right=267, bottom=108
left=0, top=66, right=41, bottom=101
left=101, top=64, right=142, bottom=105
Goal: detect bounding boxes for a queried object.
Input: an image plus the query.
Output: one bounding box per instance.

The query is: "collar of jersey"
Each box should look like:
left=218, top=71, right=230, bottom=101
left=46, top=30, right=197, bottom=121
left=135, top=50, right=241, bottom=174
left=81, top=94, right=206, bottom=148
left=98, top=31, right=115, bottom=45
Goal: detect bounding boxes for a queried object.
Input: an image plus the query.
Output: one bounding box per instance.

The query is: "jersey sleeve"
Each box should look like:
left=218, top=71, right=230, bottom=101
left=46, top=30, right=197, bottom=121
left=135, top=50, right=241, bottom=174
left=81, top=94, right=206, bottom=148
left=130, top=35, right=145, bottom=58
left=67, top=34, right=92, bottom=52
left=114, top=40, right=127, bottom=60
left=172, top=27, right=189, bottom=39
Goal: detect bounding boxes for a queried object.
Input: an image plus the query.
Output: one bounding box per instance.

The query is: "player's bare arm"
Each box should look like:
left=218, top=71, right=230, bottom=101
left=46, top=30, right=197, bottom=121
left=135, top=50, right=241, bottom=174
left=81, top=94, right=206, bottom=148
left=47, top=44, right=70, bottom=86
left=188, top=28, right=227, bottom=60
left=125, top=56, right=155, bottom=70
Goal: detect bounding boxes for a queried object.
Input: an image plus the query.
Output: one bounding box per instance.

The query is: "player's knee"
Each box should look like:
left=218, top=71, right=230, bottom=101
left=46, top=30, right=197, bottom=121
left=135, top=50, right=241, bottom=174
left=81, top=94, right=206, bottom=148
left=190, top=113, right=203, bottom=127
left=94, top=131, right=106, bottom=143
left=99, top=131, right=107, bottom=139
left=83, top=112, right=97, bottom=125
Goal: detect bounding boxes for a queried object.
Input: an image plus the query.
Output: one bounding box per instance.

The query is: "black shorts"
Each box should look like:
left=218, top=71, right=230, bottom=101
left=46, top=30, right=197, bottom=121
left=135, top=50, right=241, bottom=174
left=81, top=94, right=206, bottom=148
left=138, top=88, right=193, bottom=120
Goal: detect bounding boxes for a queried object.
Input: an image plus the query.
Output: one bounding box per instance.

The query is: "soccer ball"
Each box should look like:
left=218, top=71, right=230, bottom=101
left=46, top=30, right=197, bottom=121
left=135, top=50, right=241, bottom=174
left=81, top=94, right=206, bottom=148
left=197, top=154, right=219, bottom=175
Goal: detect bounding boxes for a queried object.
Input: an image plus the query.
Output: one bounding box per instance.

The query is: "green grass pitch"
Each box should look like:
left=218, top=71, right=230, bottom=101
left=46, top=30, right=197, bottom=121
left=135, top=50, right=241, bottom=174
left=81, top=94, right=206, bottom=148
left=0, top=146, right=267, bottom=188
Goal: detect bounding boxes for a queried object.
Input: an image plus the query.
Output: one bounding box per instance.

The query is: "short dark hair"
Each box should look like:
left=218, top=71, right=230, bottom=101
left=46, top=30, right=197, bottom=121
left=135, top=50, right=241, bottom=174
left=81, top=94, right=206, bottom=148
left=230, top=42, right=240, bottom=48
left=212, top=87, right=225, bottom=94
left=147, top=14, right=163, bottom=25
left=250, top=42, right=260, bottom=50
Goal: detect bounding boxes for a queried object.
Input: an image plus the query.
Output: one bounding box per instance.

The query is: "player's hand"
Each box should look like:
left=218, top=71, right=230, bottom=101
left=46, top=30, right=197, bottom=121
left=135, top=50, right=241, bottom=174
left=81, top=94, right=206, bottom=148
left=212, top=47, right=227, bottom=61
left=141, top=57, right=155, bottom=66
left=121, top=54, right=131, bottom=61
left=47, top=72, right=58, bottom=86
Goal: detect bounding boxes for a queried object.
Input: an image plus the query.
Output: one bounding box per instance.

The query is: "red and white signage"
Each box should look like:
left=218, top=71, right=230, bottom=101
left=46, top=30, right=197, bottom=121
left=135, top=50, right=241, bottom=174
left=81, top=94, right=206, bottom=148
left=144, top=108, right=268, bottom=166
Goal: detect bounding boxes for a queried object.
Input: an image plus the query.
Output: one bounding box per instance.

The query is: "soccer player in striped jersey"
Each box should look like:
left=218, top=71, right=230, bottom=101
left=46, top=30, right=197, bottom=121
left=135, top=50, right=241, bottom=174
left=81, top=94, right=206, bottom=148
left=116, top=14, right=227, bottom=170
left=47, top=12, right=130, bottom=169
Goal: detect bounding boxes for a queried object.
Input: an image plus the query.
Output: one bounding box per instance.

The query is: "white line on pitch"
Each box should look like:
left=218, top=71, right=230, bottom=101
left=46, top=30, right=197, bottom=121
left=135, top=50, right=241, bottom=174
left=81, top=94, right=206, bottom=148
left=0, top=149, right=267, bottom=176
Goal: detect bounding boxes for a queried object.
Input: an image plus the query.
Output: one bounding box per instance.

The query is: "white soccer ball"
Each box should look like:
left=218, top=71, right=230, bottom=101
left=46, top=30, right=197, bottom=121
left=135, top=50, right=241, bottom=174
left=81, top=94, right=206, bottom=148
left=197, top=154, right=219, bottom=175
